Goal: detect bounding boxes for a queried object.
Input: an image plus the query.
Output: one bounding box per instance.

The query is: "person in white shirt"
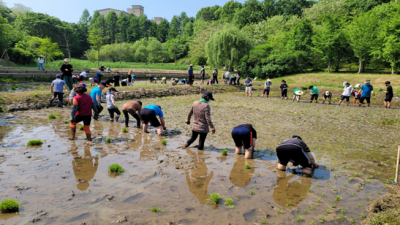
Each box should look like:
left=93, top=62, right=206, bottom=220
left=38, top=55, right=44, bottom=71
left=224, top=70, right=230, bottom=85
left=338, top=82, right=353, bottom=106
left=80, top=71, right=88, bottom=78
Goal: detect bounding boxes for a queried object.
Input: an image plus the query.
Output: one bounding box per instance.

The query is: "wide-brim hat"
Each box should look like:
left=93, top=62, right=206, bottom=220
left=294, top=90, right=304, bottom=96
left=63, top=58, right=70, bottom=62
left=267, top=79, right=271, bottom=82
left=40, top=55, right=43, bottom=57
left=365, top=79, right=371, bottom=83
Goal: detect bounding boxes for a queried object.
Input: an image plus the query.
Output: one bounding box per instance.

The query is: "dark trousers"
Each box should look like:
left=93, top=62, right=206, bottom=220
left=108, top=108, right=121, bottom=119
left=114, top=76, right=120, bottom=86
left=213, top=76, right=218, bottom=84
left=123, top=110, right=141, bottom=127
left=97, top=105, right=103, bottom=114
left=53, top=92, right=63, bottom=102
left=237, top=77, right=241, bottom=85
left=187, top=131, right=208, bottom=150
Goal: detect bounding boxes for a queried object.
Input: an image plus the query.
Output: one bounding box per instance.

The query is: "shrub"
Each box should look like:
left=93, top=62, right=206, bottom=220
left=106, top=137, right=111, bottom=143
left=27, top=139, right=43, bottom=146
left=0, top=199, right=19, bottom=212
left=209, top=193, right=220, bottom=204
left=47, top=114, right=56, bottom=119
left=161, top=139, right=167, bottom=145
left=221, top=149, right=228, bottom=156
left=109, top=164, right=125, bottom=174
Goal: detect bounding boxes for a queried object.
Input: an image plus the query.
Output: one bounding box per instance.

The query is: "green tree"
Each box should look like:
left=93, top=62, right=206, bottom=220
left=0, top=13, right=13, bottom=58
left=287, top=19, right=314, bottom=53
left=0, top=1, right=14, bottom=23
left=88, top=28, right=107, bottom=67
left=233, top=0, right=266, bottom=28
left=157, top=19, right=169, bottom=42
left=149, top=21, right=158, bottom=38
left=138, top=14, right=151, bottom=39
left=182, top=21, right=194, bottom=37
left=275, top=0, right=315, bottom=17
left=166, top=36, right=189, bottom=61
left=38, top=37, right=63, bottom=64
left=214, top=0, right=242, bottom=22
left=78, top=9, right=91, bottom=52
left=205, top=25, right=252, bottom=68
left=127, top=14, right=139, bottom=43
left=196, top=5, right=220, bottom=21
left=168, top=15, right=180, bottom=39
left=11, top=3, right=32, bottom=17
left=116, top=12, right=129, bottom=41
left=106, top=11, right=118, bottom=43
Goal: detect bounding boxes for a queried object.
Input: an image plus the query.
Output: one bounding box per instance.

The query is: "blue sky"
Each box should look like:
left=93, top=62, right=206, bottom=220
left=4, top=0, right=247, bottom=23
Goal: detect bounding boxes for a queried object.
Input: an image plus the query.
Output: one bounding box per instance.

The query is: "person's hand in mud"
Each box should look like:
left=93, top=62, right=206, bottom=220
left=211, top=128, right=216, bottom=133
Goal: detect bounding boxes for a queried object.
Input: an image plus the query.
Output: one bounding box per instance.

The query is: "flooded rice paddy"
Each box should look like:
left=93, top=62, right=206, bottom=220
left=0, top=93, right=398, bottom=224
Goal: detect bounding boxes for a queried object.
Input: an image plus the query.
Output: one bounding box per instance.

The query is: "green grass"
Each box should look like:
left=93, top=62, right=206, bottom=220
left=122, top=127, right=127, bottom=133
left=106, top=137, right=111, bottom=143
left=47, top=114, right=56, bottom=119
left=224, top=198, right=233, bottom=205
left=245, top=163, right=250, bottom=169
left=0, top=199, right=19, bottom=213
left=209, top=193, right=220, bottom=204
left=27, top=139, right=43, bottom=146
left=161, top=139, right=167, bottom=145
left=221, top=149, right=228, bottom=156
left=108, top=164, right=125, bottom=174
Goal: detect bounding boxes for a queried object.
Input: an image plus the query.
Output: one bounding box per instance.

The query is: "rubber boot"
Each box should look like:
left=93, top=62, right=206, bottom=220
left=70, top=128, right=76, bottom=140
left=86, top=133, right=92, bottom=141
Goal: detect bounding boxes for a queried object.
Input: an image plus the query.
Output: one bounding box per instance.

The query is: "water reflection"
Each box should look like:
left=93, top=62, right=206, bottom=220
left=272, top=170, right=311, bottom=208
left=229, top=155, right=255, bottom=187
left=185, top=149, right=214, bottom=204
left=71, top=144, right=99, bottom=191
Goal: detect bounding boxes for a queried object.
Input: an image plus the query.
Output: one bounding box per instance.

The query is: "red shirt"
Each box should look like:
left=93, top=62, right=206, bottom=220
left=73, top=94, right=93, bottom=116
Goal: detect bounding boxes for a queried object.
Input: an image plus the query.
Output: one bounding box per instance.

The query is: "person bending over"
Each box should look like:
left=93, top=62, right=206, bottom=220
left=140, top=105, right=166, bottom=135
left=276, top=135, right=318, bottom=177
left=231, top=124, right=257, bottom=159
left=292, top=89, right=303, bottom=102
left=309, top=86, right=319, bottom=103
left=70, top=85, right=99, bottom=141
left=262, top=79, right=272, bottom=98
left=106, top=87, right=120, bottom=122
left=185, top=91, right=216, bottom=150
left=90, top=82, right=106, bottom=114
left=321, top=91, right=332, bottom=104
left=122, top=101, right=142, bottom=128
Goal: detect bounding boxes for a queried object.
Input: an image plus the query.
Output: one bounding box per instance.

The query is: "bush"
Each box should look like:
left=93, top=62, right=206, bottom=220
left=109, top=164, right=125, bottom=174
left=47, top=114, right=56, bottom=119
left=0, top=199, right=19, bottom=213
left=27, top=139, right=43, bottom=146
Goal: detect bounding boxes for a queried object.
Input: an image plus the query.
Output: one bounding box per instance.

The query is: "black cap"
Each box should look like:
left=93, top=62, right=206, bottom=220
left=100, top=82, right=107, bottom=86
left=109, top=87, right=118, bottom=92
left=202, top=91, right=214, bottom=101
left=292, top=135, right=302, bottom=140
left=385, top=81, right=391, bottom=85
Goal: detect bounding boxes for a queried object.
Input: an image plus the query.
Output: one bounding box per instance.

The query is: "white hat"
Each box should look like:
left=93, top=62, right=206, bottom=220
left=294, top=90, right=304, bottom=96
left=63, top=58, right=70, bottom=62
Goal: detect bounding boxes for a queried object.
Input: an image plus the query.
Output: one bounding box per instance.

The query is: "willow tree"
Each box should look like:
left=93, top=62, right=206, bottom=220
left=205, top=25, right=252, bottom=69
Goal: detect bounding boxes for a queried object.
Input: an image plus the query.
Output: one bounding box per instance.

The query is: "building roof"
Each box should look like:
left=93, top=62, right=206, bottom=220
left=97, top=8, right=126, bottom=12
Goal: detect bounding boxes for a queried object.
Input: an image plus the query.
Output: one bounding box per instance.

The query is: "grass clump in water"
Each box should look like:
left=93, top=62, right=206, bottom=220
left=224, top=198, right=233, bottom=205
left=64, top=120, right=69, bottom=124
left=221, top=149, right=228, bottom=156
left=0, top=199, right=19, bottom=212
left=249, top=190, right=254, bottom=195
left=27, top=139, right=43, bottom=146
left=161, top=139, right=167, bottom=145
left=209, top=193, right=220, bottom=204
left=47, top=114, right=56, bottom=119
left=122, top=127, right=127, bottom=133
left=55, top=112, right=60, bottom=116
left=108, top=164, right=125, bottom=174
left=106, top=137, right=111, bottom=143
left=151, top=206, right=163, bottom=213
left=245, top=163, right=250, bottom=169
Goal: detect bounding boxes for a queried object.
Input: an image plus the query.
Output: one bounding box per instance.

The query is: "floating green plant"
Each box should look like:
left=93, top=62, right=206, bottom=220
left=0, top=199, right=19, bottom=213
left=122, top=127, right=127, bottom=133
left=108, top=164, right=125, bottom=174
left=47, top=114, right=56, bottom=119
left=221, top=149, right=228, bottom=156
left=209, top=193, right=220, bottom=204
left=106, top=137, right=111, bottom=143
left=27, top=139, right=43, bottom=146
left=161, top=139, right=167, bottom=145
left=224, top=198, right=233, bottom=205
left=249, top=190, right=254, bottom=195
left=245, top=163, right=250, bottom=169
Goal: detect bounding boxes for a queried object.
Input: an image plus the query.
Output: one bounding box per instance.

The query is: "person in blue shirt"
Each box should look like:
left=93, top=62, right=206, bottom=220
left=90, top=82, right=106, bottom=114
left=181, top=79, right=187, bottom=84
left=50, top=74, right=71, bottom=107
left=359, top=80, right=374, bottom=107
left=245, top=76, right=252, bottom=97
left=96, top=68, right=103, bottom=83
left=188, top=65, right=194, bottom=86
left=140, top=105, right=166, bottom=135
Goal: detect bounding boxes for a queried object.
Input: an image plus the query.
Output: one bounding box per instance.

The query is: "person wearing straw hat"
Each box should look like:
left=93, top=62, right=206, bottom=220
left=338, top=82, right=353, bottom=106
left=383, top=81, right=393, bottom=109
left=60, top=58, right=74, bottom=90
left=262, top=78, right=272, bottom=98
left=38, top=55, right=44, bottom=71
left=359, top=80, right=374, bottom=107
left=292, top=89, right=303, bottom=102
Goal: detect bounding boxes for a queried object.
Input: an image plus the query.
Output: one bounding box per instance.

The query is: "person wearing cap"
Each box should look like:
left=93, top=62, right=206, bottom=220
left=70, top=85, right=99, bottom=141
left=213, top=68, right=219, bottom=84
left=359, top=80, right=374, bottom=107
left=50, top=74, right=71, bottom=107
left=96, top=67, right=103, bottom=83
left=262, top=79, right=272, bottom=98
left=60, top=58, right=74, bottom=90
left=308, top=86, right=319, bottom=103
left=245, top=76, right=253, bottom=97
left=383, top=81, right=393, bottom=108
left=122, top=101, right=143, bottom=128
left=185, top=91, right=216, bottom=150
left=188, top=65, right=194, bottom=86
left=276, top=136, right=318, bottom=177
left=140, top=105, right=166, bottom=135
left=338, top=82, right=353, bottom=106
left=104, top=78, right=114, bottom=88
left=106, top=87, right=120, bottom=122
left=38, top=55, right=44, bottom=71
left=90, top=82, right=106, bottom=114
left=292, top=89, right=303, bottom=102
left=280, top=80, right=288, bottom=100
left=321, top=91, right=332, bottom=104
left=199, top=65, right=205, bottom=85
left=231, top=124, right=257, bottom=159
left=100, top=65, right=105, bottom=72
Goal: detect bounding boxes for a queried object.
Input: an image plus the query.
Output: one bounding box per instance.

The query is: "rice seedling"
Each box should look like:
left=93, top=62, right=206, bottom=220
left=320, top=216, right=325, bottom=222
left=361, top=211, right=365, bottom=218
left=209, top=193, right=220, bottom=204
left=309, top=205, right=313, bottom=210
left=351, top=192, right=355, bottom=196
left=64, top=120, right=69, bottom=124
left=277, top=208, right=283, bottom=214
left=322, top=192, right=325, bottom=197
left=161, top=139, right=167, bottom=145
left=350, top=218, right=355, bottom=223
left=332, top=186, right=336, bottom=191
left=366, top=179, right=371, bottom=184
left=344, top=183, right=347, bottom=187
left=354, top=172, right=358, bottom=177
left=367, top=196, right=370, bottom=201
left=331, top=202, right=336, bottom=208
left=151, top=207, right=163, bottom=213
left=245, top=163, right=250, bottom=169
left=229, top=205, right=235, bottom=209
left=106, top=137, right=111, bottom=143
left=79, top=125, right=84, bottom=130
left=357, top=202, right=361, bottom=207
left=349, top=177, right=353, bottom=182
left=297, top=215, right=302, bottom=222
left=317, top=198, right=321, bottom=203
left=326, top=208, right=331, bottom=214
left=27, top=139, right=43, bottom=146
left=249, top=190, right=254, bottom=195
left=0, top=199, right=19, bottom=212
left=308, top=187, right=312, bottom=192
left=47, top=114, right=56, bottom=119
left=224, top=198, right=233, bottom=205
left=335, top=195, right=341, bottom=201
left=341, top=209, right=346, bottom=214
left=304, top=209, right=307, bottom=215
left=55, top=112, right=60, bottom=116
left=221, top=149, right=228, bottom=156
left=263, top=218, right=267, bottom=224
left=122, top=127, right=127, bottom=133
left=339, top=213, right=344, bottom=220
left=311, top=220, right=315, bottom=225
left=286, top=200, right=291, bottom=206
left=378, top=190, right=381, bottom=195
left=108, top=164, right=125, bottom=174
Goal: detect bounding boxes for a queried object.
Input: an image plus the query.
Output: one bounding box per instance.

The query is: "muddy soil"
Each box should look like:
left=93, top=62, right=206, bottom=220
left=1, top=93, right=399, bottom=224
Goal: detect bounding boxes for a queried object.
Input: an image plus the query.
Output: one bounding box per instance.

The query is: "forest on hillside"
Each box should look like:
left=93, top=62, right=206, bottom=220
left=0, top=0, right=399, bottom=78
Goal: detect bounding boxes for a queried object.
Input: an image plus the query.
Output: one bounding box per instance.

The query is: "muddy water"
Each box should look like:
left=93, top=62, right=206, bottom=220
left=0, top=106, right=389, bottom=225
left=0, top=83, right=50, bottom=93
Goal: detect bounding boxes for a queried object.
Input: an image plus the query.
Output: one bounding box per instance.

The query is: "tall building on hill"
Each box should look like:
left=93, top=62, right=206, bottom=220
left=97, top=5, right=149, bottom=18
left=153, top=17, right=163, bottom=24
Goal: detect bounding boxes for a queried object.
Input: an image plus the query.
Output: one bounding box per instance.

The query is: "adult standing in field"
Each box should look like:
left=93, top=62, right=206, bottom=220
left=359, top=80, right=374, bottom=107
left=140, top=105, right=166, bottom=135
left=280, top=80, right=288, bottom=100
left=50, top=74, right=71, bottom=107
left=38, top=55, right=44, bottom=71
left=200, top=65, right=205, bottom=85
left=383, top=81, right=393, bottom=109
left=236, top=68, right=241, bottom=85
left=106, top=87, right=120, bottom=122
left=185, top=91, right=216, bottom=150
left=96, top=67, right=103, bottom=83
left=262, top=79, right=272, bottom=98
left=60, top=58, right=74, bottom=90
left=224, top=70, right=230, bottom=85
left=213, top=68, right=218, bottom=84
left=231, top=124, right=257, bottom=159
left=127, top=70, right=133, bottom=86
left=113, top=72, right=120, bottom=87
left=245, top=76, right=252, bottom=97
left=90, top=82, right=106, bottom=115
left=188, top=64, right=194, bottom=86
left=321, top=91, right=332, bottom=104
left=309, top=86, right=319, bottom=103
left=70, top=85, right=99, bottom=141
left=276, top=136, right=318, bottom=177
left=122, top=101, right=142, bottom=128
left=338, top=82, right=353, bottom=106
